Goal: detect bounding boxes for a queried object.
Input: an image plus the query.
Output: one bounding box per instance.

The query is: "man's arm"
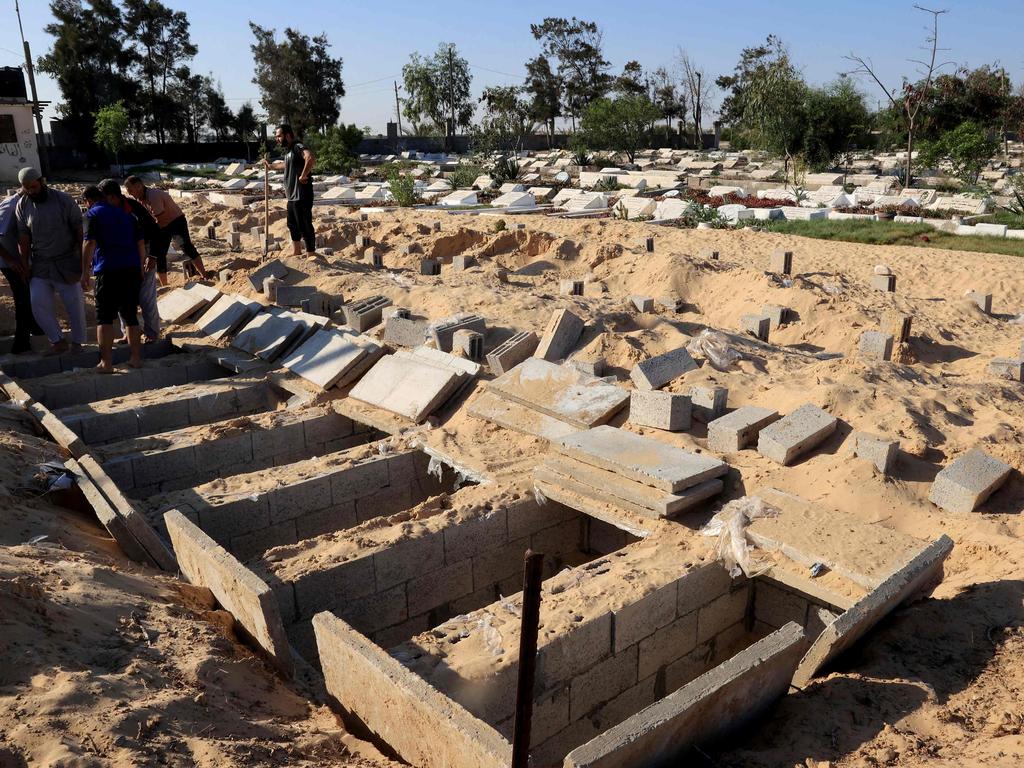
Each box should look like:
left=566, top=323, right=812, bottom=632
left=299, top=148, right=315, bottom=183
left=16, top=232, right=31, bottom=281
left=81, top=240, right=94, bottom=290
left=72, top=225, right=83, bottom=273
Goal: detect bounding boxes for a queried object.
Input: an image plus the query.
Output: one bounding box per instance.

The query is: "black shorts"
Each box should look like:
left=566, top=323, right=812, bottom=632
left=95, top=267, right=142, bottom=327
left=286, top=197, right=315, bottom=250
left=150, top=214, right=201, bottom=272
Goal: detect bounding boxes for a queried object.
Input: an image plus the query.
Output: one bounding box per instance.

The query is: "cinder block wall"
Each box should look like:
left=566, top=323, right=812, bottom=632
left=752, top=577, right=840, bottom=643
left=282, top=500, right=636, bottom=662
left=99, top=408, right=381, bottom=496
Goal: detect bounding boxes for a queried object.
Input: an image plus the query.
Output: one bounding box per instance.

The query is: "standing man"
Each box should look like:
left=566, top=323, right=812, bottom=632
left=81, top=185, right=146, bottom=372
left=14, top=167, right=87, bottom=354
left=124, top=175, right=208, bottom=284
left=0, top=190, right=43, bottom=353
left=267, top=124, right=316, bottom=256
left=99, top=179, right=160, bottom=343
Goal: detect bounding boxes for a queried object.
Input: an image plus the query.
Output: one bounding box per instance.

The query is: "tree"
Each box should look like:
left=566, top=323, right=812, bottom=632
left=401, top=43, right=474, bottom=149
left=250, top=23, right=345, bottom=136
left=38, top=0, right=136, bottom=155
left=917, top=121, right=997, bottom=186
left=716, top=35, right=787, bottom=128
left=205, top=80, right=234, bottom=141
left=581, top=95, right=660, bottom=163
left=94, top=101, right=130, bottom=170
left=524, top=55, right=562, bottom=143
left=305, top=124, right=363, bottom=174
left=475, top=86, right=534, bottom=154
left=846, top=5, right=953, bottom=186
left=234, top=102, right=260, bottom=160
left=530, top=17, right=611, bottom=128
left=650, top=66, right=684, bottom=130
left=613, top=61, right=647, bottom=97
left=741, top=43, right=807, bottom=176
left=801, top=78, right=871, bottom=171
left=678, top=51, right=714, bottom=149
left=123, top=0, right=198, bottom=144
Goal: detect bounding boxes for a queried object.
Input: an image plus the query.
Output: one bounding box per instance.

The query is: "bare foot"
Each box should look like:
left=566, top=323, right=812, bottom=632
left=113, top=336, right=128, bottom=345
left=95, top=363, right=115, bottom=374
left=144, top=335, right=160, bottom=344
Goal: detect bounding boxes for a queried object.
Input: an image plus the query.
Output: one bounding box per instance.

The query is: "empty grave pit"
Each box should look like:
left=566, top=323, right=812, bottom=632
left=255, top=489, right=641, bottom=663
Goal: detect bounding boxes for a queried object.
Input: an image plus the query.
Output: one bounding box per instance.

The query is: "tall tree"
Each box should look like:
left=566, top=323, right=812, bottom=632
left=581, top=95, right=660, bottom=163
left=123, top=0, right=198, bottom=144
left=650, top=66, right=684, bottom=130
left=234, top=102, right=260, bottom=161
left=401, top=43, right=474, bottom=149
left=801, top=78, right=871, bottom=171
left=613, top=61, right=647, bottom=97
left=250, top=23, right=345, bottom=136
left=715, top=35, right=787, bottom=128
left=741, top=43, right=807, bottom=176
left=524, top=55, right=561, bottom=143
left=38, top=0, right=136, bottom=154
left=530, top=17, right=611, bottom=128
left=204, top=79, right=234, bottom=141
left=476, top=85, right=534, bottom=153
left=845, top=5, right=952, bottom=186
left=678, top=51, right=714, bottom=148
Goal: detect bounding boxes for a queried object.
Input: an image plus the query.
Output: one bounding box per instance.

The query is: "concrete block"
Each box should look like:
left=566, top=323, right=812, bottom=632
left=677, top=563, right=734, bottom=617
left=988, top=357, right=1024, bottom=382
left=429, top=314, right=486, bottom=353
left=330, top=458, right=391, bottom=503
left=613, top=579, right=678, bottom=654
left=536, top=613, right=614, bottom=691
left=443, top=508, right=509, bottom=563
left=338, top=583, right=409, bottom=635
left=637, top=610, right=699, bottom=680
left=565, top=623, right=806, bottom=768
left=535, top=308, right=584, bottom=362
left=689, top=385, right=728, bottom=424
left=453, top=329, right=484, bottom=362
left=699, top=248, right=719, bottom=261
left=555, top=426, right=728, bottom=493
left=769, top=249, right=792, bottom=275
left=852, top=431, right=899, bottom=474
left=230, top=519, right=298, bottom=562
left=630, top=296, right=655, bottom=313
left=928, top=448, right=1012, bottom=513
left=870, top=274, right=896, bottom=292
left=793, top=536, right=953, bottom=687
left=407, top=561, right=474, bottom=613
left=859, top=331, right=894, bottom=361
left=570, top=645, right=639, bottom=720
left=629, top=390, right=691, bottom=431
left=165, top=510, right=293, bottom=676
left=470, top=536, right=531, bottom=591
left=884, top=311, right=913, bottom=343
left=294, top=502, right=358, bottom=541
left=295, top=557, right=377, bottom=619
left=629, top=347, right=698, bottom=391
left=754, top=581, right=809, bottom=630
left=560, top=279, right=584, bottom=296
left=451, top=254, right=475, bottom=271
left=384, top=315, right=430, bottom=347
left=343, top=295, right=392, bottom=333
left=696, top=585, right=749, bottom=643
left=313, top=612, right=512, bottom=768
left=268, top=474, right=333, bottom=523
left=420, top=258, right=442, bottom=276
left=761, top=304, right=789, bottom=329
left=486, top=332, right=538, bottom=374
left=740, top=314, right=771, bottom=342
left=374, top=531, right=446, bottom=590
left=756, top=404, right=838, bottom=465
left=567, top=358, right=605, bottom=377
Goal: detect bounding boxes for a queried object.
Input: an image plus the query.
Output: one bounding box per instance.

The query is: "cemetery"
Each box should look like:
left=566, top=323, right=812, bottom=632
left=2, top=3, right=1024, bottom=768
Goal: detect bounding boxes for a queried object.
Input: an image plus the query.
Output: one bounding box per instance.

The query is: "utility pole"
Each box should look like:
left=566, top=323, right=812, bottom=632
left=15, top=0, right=49, bottom=175
left=393, top=81, right=403, bottom=137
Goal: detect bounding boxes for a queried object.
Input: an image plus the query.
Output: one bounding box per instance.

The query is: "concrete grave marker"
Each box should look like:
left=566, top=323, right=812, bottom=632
left=535, top=308, right=584, bottom=362
left=757, top=404, right=838, bottom=465
left=928, top=448, right=1012, bottom=513
left=630, top=348, right=698, bottom=391
left=197, top=294, right=263, bottom=341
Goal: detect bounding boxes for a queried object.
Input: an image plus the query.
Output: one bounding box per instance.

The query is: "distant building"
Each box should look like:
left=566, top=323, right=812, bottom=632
left=0, top=66, right=41, bottom=183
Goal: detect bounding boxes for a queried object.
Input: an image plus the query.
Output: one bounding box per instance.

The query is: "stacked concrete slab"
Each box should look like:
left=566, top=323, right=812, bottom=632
left=281, top=329, right=383, bottom=390
left=158, top=283, right=221, bottom=323
left=349, top=349, right=476, bottom=423
left=536, top=426, right=729, bottom=519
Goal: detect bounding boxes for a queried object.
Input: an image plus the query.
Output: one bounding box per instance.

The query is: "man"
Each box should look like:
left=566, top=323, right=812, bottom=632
left=99, top=179, right=160, bottom=343
left=124, top=175, right=208, bottom=284
left=0, top=190, right=44, bottom=353
left=266, top=124, right=316, bottom=256
left=81, top=185, right=146, bottom=372
left=15, top=167, right=87, bottom=354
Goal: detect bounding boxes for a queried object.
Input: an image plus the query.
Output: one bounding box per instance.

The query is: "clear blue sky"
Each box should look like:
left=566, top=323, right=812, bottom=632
left=3, top=0, right=1023, bottom=134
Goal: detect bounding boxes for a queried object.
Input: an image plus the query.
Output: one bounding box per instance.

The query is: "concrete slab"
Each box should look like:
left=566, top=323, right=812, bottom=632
left=554, top=425, right=728, bottom=493
left=707, top=407, right=780, bottom=453
left=756, top=404, right=837, bottom=465
left=535, top=308, right=584, bottom=362
left=197, top=294, right=263, bottom=340
left=792, top=535, right=953, bottom=687
left=158, top=283, right=222, bottom=323
left=231, top=312, right=307, bottom=362
left=67, top=457, right=155, bottom=566
left=314, top=611, right=512, bottom=768
left=349, top=354, right=463, bottom=423
left=165, top=510, right=293, bottom=677
left=565, top=623, right=805, bottom=768
left=281, top=329, right=369, bottom=390
left=487, top=358, right=628, bottom=430
left=248, top=259, right=289, bottom=291
left=630, top=348, right=698, bottom=391
left=928, top=448, right=1013, bottom=513
left=466, top=390, right=580, bottom=442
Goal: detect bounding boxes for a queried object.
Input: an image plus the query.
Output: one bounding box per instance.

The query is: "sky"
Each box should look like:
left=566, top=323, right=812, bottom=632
left=3, top=0, right=1023, bottom=136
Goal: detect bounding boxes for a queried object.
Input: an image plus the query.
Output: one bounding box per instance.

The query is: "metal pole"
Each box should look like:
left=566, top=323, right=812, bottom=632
left=263, top=161, right=269, bottom=261
left=394, top=81, right=403, bottom=138
left=511, top=550, right=544, bottom=768
left=15, top=2, right=49, bottom=175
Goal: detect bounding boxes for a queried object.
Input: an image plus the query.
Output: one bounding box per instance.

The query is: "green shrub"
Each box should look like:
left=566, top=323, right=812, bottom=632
left=385, top=166, right=419, bottom=207
left=491, top=157, right=520, bottom=185
left=305, top=124, right=363, bottom=174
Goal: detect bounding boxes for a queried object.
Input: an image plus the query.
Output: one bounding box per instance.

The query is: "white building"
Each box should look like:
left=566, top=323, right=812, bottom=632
left=0, top=67, right=41, bottom=183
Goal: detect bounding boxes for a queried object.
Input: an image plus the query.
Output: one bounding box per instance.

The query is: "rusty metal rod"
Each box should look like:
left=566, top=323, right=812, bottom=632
left=511, top=549, right=544, bottom=768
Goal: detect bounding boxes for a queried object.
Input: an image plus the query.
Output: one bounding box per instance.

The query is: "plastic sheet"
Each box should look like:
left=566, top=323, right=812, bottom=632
left=686, top=329, right=742, bottom=371
left=701, top=496, right=779, bottom=577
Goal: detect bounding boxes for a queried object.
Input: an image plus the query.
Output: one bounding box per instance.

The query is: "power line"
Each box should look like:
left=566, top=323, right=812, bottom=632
left=467, top=62, right=527, bottom=80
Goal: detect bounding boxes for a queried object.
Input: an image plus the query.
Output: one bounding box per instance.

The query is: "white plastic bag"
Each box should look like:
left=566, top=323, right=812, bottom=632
left=701, top=496, right=779, bottom=577
left=686, top=329, right=742, bottom=371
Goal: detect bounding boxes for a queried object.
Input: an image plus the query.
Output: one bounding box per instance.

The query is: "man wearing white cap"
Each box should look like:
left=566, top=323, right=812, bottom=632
left=14, top=167, right=87, bottom=353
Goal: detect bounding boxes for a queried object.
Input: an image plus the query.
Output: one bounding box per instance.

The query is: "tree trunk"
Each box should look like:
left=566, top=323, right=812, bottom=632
left=905, top=125, right=914, bottom=188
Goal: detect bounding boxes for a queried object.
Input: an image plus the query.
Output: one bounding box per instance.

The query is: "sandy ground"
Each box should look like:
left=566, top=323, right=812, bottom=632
left=2, top=192, right=1024, bottom=766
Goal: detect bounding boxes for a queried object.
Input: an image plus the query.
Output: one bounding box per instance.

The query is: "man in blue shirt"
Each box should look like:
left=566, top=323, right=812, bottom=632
left=82, top=186, right=146, bottom=372
left=0, top=191, right=43, bottom=353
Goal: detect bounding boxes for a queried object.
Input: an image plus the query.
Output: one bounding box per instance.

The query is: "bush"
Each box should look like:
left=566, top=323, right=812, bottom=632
left=384, top=165, right=419, bottom=207
left=917, top=122, right=998, bottom=187
left=449, top=163, right=482, bottom=189
left=305, top=124, right=363, bottom=174
left=491, top=157, right=520, bottom=185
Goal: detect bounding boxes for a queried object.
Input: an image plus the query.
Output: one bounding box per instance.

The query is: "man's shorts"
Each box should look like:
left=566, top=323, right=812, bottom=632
left=95, top=267, right=142, bottom=326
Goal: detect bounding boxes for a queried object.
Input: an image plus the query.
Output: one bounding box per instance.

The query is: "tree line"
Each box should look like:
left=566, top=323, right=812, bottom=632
left=40, top=3, right=1024, bottom=180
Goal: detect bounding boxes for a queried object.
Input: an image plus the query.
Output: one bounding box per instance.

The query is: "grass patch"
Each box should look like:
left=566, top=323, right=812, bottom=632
left=982, top=210, right=1024, bottom=228
left=758, top=219, right=1024, bottom=258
